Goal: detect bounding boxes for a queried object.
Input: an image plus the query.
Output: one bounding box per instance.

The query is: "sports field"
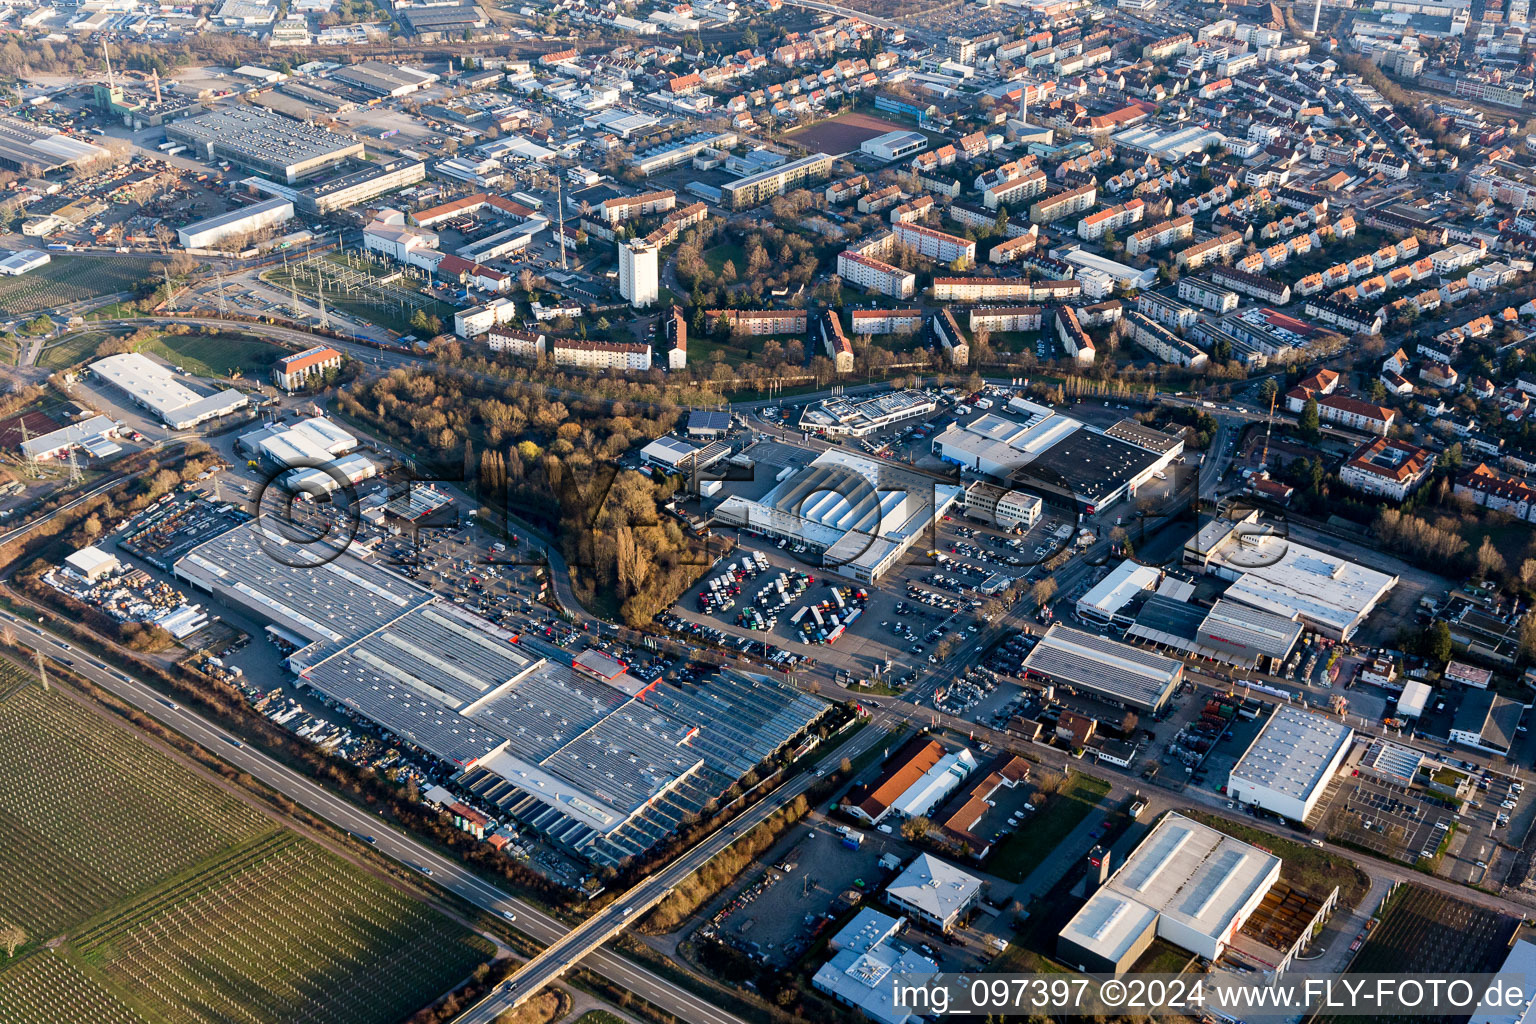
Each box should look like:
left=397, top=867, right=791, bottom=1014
left=0, top=668, right=495, bottom=1024
left=141, top=333, right=285, bottom=378
left=0, top=256, right=151, bottom=317
left=783, top=111, right=909, bottom=155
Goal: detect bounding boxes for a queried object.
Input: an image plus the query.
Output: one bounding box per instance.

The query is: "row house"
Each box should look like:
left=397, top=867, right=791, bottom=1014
left=989, top=233, right=1038, bottom=264
left=894, top=222, right=975, bottom=264
left=891, top=196, right=935, bottom=224
left=985, top=168, right=1049, bottom=210
left=1029, top=183, right=1098, bottom=225
left=706, top=308, right=807, bottom=335
left=1055, top=305, right=1096, bottom=366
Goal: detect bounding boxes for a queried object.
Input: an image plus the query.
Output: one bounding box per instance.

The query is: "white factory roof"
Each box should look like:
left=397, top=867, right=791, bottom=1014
left=1470, top=939, right=1536, bottom=1024
left=1078, top=560, right=1160, bottom=619
left=65, top=545, right=118, bottom=577
left=1060, top=813, right=1281, bottom=965
left=886, top=853, right=982, bottom=922
left=890, top=749, right=977, bottom=820
left=813, top=937, right=936, bottom=1024
left=19, top=414, right=116, bottom=459
left=1211, top=535, right=1397, bottom=637
left=88, top=353, right=248, bottom=428
left=1397, top=679, right=1433, bottom=719
left=1229, top=704, right=1353, bottom=804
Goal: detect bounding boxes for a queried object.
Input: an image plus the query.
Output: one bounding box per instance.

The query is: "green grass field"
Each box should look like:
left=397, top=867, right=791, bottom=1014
left=987, top=773, right=1110, bottom=883
left=701, top=242, right=747, bottom=277
left=0, top=669, right=494, bottom=1024
left=0, top=256, right=151, bottom=317
left=37, top=331, right=113, bottom=370
left=140, top=333, right=284, bottom=379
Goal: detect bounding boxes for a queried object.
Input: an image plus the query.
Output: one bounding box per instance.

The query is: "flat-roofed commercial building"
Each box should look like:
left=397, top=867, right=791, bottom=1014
left=1227, top=705, right=1353, bottom=822
left=1191, top=518, right=1397, bottom=640
left=885, top=854, right=983, bottom=933
left=174, top=520, right=825, bottom=868
left=1021, top=623, right=1183, bottom=713
left=799, top=389, right=937, bottom=437
left=1127, top=595, right=1304, bottom=671
left=1076, top=559, right=1160, bottom=625
left=962, top=481, right=1042, bottom=530
left=167, top=107, right=364, bottom=184
left=271, top=345, right=342, bottom=391
left=713, top=448, right=961, bottom=583
left=89, top=353, right=248, bottom=429
left=1058, top=813, right=1281, bottom=972
left=177, top=197, right=294, bottom=249
left=297, top=159, right=425, bottom=214
left=721, top=152, right=835, bottom=209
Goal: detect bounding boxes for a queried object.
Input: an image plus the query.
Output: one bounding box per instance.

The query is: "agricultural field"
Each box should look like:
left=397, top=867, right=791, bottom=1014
left=0, top=676, right=273, bottom=939
left=140, top=333, right=285, bottom=379
left=1345, top=883, right=1517, bottom=976
left=0, top=256, right=151, bottom=318
left=0, top=671, right=495, bottom=1024
left=71, top=832, right=494, bottom=1024
left=1318, top=882, right=1519, bottom=1024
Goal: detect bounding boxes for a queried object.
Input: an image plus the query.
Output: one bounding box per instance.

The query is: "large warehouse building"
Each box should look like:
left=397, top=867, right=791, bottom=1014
left=88, top=353, right=248, bottom=429
left=1058, top=813, right=1282, bottom=972
left=177, top=197, right=294, bottom=249
left=174, top=521, right=825, bottom=867
left=931, top=402, right=1181, bottom=513
left=1227, top=705, right=1354, bottom=823
left=166, top=107, right=365, bottom=183
left=1186, top=513, right=1397, bottom=640
left=1127, top=595, right=1305, bottom=672
left=713, top=449, right=961, bottom=583
left=1021, top=623, right=1183, bottom=713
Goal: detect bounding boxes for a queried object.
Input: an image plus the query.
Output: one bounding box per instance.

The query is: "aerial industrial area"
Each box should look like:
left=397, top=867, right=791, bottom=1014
left=6, top=0, right=1536, bottom=1021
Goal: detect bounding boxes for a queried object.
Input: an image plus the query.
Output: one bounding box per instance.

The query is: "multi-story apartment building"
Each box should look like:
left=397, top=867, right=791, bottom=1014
left=820, top=309, right=854, bottom=373
left=721, top=152, right=835, bottom=208
left=1455, top=463, right=1536, bottom=522
left=1055, top=305, right=1096, bottom=366
left=968, top=306, right=1044, bottom=332
left=838, top=250, right=917, bottom=299
left=1340, top=438, right=1434, bottom=501
left=1207, top=265, right=1291, bottom=305
left=664, top=305, right=687, bottom=370
left=1077, top=199, right=1145, bottom=241
left=596, top=190, right=676, bottom=225
left=1134, top=291, right=1199, bottom=331
left=894, top=222, right=976, bottom=265
left=1029, top=183, right=1097, bottom=224
left=1125, top=215, right=1193, bottom=256
left=551, top=338, right=653, bottom=371
left=984, top=168, right=1049, bottom=210
left=1304, top=297, right=1383, bottom=335
left=932, top=277, right=1082, bottom=302
left=934, top=307, right=970, bottom=367
left=850, top=309, right=922, bottom=335
left=1126, top=311, right=1208, bottom=369
left=1178, top=276, right=1240, bottom=313
left=989, top=233, right=1038, bottom=264
left=618, top=238, right=660, bottom=307
left=1175, top=230, right=1244, bottom=270
left=706, top=308, right=808, bottom=335
left=488, top=328, right=547, bottom=358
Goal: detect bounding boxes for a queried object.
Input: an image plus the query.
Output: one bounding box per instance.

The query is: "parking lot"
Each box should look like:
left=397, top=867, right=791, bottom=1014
left=1323, top=769, right=1455, bottom=863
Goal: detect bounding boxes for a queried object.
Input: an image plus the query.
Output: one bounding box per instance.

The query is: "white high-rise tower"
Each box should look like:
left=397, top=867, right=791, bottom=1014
left=618, top=238, right=659, bottom=308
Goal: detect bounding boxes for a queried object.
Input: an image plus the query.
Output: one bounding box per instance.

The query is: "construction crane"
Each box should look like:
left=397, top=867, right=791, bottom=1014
left=1257, top=386, right=1278, bottom=477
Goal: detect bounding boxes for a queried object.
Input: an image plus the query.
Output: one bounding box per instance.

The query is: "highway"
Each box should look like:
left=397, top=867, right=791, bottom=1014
left=0, top=607, right=764, bottom=1024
